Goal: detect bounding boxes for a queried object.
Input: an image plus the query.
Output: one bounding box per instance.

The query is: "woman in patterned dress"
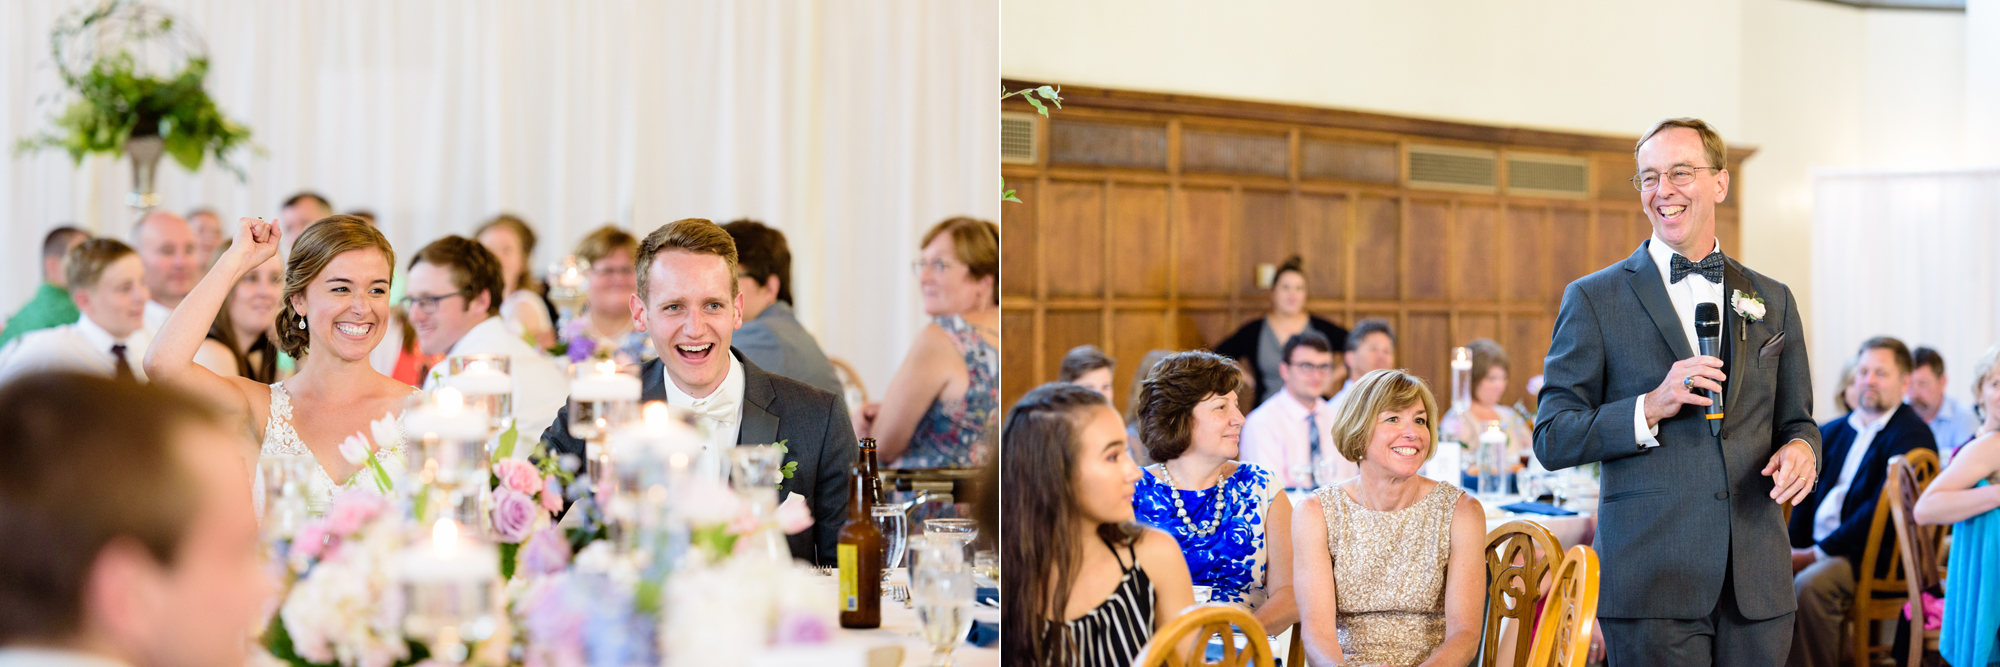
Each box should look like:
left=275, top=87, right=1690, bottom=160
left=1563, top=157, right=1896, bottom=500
left=147, top=218, right=413, bottom=515
left=856, top=217, right=999, bottom=468
left=1004, top=382, right=1196, bottom=667
left=1292, top=369, right=1487, bottom=667
left=1130, top=350, right=1298, bottom=634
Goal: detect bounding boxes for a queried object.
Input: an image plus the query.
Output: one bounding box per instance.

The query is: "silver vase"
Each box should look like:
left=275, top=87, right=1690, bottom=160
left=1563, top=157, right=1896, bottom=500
left=126, top=134, right=164, bottom=208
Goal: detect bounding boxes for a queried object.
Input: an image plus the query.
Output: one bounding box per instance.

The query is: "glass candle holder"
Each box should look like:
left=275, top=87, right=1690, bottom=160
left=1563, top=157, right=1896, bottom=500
left=397, top=518, right=499, bottom=665
left=568, top=360, right=642, bottom=496
left=406, top=389, right=495, bottom=532
left=442, top=355, right=513, bottom=437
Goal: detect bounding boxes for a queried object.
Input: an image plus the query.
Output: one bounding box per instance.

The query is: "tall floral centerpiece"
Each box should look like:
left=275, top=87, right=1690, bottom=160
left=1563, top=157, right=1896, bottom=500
left=14, top=1, right=253, bottom=207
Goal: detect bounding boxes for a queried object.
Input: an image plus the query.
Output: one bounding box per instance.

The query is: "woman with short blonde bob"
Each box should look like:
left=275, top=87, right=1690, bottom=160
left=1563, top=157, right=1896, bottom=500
left=1292, top=369, right=1486, bottom=667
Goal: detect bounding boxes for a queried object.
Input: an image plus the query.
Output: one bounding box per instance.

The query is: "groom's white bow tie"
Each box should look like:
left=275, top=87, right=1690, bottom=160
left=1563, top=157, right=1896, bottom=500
left=685, top=396, right=740, bottom=426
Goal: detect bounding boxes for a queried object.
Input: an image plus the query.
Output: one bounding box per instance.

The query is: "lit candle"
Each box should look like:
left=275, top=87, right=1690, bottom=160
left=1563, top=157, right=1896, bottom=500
left=445, top=363, right=512, bottom=396
left=397, top=518, right=498, bottom=583
left=569, top=362, right=641, bottom=402
left=1451, top=347, right=1473, bottom=371
left=407, top=389, right=488, bottom=441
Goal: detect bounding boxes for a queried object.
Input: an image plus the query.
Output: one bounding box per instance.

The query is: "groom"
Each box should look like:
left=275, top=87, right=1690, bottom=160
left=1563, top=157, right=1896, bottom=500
left=541, top=218, right=856, bottom=566
left=1534, top=118, right=1821, bottom=666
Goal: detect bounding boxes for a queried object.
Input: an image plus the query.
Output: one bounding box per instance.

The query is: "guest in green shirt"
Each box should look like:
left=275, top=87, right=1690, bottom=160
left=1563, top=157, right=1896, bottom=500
left=0, top=227, right=91, bottom=348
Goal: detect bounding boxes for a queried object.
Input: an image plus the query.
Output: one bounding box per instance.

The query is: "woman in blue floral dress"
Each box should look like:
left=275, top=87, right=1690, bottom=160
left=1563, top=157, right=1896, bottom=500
left=1130, top=350, right=1298, bottom=632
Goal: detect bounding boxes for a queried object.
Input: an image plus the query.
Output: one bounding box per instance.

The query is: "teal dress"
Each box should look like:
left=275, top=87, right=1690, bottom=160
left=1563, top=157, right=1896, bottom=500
left=1943, top=479, right=2000, bottom=666
left=897, top=315, right=996, bottom=468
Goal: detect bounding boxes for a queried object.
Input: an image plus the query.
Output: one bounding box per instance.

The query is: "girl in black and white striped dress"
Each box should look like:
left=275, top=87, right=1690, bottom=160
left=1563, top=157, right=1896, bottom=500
left=1004, top=383, right=1196, bottom=667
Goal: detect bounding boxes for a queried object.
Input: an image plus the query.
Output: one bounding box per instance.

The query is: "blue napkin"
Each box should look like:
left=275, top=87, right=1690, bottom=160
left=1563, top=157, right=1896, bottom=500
left=976, top=587, right=998, bottom=606
left=1500, top=501, right=1576, bottom=516
left=968, top=620, right=999, bottom=647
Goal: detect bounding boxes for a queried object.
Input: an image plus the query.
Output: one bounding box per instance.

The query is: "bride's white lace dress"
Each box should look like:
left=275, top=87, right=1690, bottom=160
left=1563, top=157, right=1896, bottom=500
left=255, top=382, right=410, bottom=516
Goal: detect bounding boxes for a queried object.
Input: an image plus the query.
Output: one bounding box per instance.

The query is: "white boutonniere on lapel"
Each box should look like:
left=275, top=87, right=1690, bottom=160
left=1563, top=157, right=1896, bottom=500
left=1731, top=289, right=1766, bottom=340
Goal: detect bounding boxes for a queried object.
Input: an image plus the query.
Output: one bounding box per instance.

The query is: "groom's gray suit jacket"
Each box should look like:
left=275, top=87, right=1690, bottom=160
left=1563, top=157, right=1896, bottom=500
left=1534, top=241, right=1822, bottom=621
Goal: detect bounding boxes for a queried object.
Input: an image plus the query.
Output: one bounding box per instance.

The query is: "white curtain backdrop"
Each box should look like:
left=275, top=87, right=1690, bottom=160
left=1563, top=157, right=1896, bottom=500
left=1, top=0, right=999, bottom=392
left=1811, top=167, right=2000, bottom=418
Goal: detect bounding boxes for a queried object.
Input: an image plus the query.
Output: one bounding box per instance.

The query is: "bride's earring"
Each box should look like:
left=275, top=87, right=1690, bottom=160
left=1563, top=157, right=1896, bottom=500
left=297, top=317, right=307, bottom=330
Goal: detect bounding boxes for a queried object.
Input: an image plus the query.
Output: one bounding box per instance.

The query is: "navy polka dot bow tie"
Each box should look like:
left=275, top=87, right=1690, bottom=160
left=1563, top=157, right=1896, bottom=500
left=1670, top=251, right=1725, bottom=284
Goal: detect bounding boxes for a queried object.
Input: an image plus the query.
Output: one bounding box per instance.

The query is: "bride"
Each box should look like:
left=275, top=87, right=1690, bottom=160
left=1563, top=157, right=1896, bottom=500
left=147, top=216, right=413, bottom=515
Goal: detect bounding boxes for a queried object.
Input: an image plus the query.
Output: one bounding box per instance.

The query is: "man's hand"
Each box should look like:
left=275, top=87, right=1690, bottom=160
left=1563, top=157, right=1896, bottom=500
left=1642, top=355, right=1727, bottom=426
left=1763, top=439, right=1817, bottom=505
left=1791, top=547, right=1817, bottom=574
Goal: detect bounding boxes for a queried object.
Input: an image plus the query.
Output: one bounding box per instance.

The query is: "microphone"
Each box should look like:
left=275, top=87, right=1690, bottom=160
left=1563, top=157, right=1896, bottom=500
left=1694, top=302, right=1724, bottom=436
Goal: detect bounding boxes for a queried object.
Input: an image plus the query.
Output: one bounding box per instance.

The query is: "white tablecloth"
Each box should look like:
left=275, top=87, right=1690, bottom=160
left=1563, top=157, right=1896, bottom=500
left=760, top=568, right=997, bottom=667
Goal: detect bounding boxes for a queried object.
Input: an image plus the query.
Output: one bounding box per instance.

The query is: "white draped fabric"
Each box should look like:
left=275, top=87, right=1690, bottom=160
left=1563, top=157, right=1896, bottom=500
left=0, top=0, right=998, bottom=392
left=1811, top=167, right=2000, bottom=418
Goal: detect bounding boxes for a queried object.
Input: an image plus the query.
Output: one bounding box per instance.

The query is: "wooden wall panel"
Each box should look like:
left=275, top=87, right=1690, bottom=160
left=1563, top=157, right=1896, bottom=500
left=1002, top=84, right=1748, bottom=421
left=1049, top=119, right=1168, bottom=170
left=1002, top=180, right=1038, bottom=298
left=1045, top=181, right=1105, bottom=298
left=1177, top=188, right=1235, bottom=298
left=1505, top=206, right=1547, bottom=302
left=1000, top=309, right=1037, bottom=414
left=1111, top=310, right=1168, bottom=407
left=1453, top=204, right=1500, bottom=302
left=1177, top=310, right=1235, bottom=355
left=1043, top=310, right=1103, bottom=382
left=1406, top=199, right=1451, bottom=300
left=1111, top=184, right=1170, bottom=298
left=1240, top=190, right=1292, bottom=294
left=1354, top=196, right=1400, bottom=301
left=1549, top=207, right=1594, bottom=292
left=1405, top=312, right=1452, bottom=408
left=1295, top=193, right=1349, bottom=301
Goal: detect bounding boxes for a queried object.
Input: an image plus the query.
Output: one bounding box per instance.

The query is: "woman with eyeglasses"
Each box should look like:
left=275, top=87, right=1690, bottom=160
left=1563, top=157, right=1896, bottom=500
left=557, top=225, right=653, bottom=369
left=855, top=217, right=999, bottom=468
left=1214, top=255, right=1349, bottom=408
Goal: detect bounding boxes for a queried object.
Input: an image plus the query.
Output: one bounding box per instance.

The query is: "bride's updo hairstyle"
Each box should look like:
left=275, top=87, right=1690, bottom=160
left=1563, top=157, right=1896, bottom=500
left=276, top=216, right=396, bottom=358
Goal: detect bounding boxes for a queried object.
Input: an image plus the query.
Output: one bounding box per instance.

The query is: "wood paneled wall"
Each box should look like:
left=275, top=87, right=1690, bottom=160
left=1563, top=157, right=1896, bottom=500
left=1000, top=82, right=1752, bottom=416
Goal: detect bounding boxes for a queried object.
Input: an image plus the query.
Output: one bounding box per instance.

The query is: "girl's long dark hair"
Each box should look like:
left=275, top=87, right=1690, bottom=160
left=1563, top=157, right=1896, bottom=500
left=1003, top=382, right=1140, bottom=666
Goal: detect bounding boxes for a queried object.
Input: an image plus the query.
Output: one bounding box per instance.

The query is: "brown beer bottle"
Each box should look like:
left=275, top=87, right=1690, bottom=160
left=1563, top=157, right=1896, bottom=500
left=838, top=461, right=883, bottom=628
left=858, top=438, right=882, bottom=505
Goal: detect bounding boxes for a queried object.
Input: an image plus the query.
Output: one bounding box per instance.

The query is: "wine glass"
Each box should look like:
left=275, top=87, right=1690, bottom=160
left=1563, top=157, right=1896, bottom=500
left=911, top=535, right=974, bottom=667
left=545, top=255, right=589, bottom=327
left=873, top=504, right=908, bottom=588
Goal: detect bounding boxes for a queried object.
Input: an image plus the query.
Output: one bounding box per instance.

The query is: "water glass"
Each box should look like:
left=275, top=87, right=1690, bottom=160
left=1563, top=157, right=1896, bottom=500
left=924, top=518, right=979, bottom=563
left=873, top=504, right=909, bottom=586
left=911, top=536, right=973, bottom=667
left=1192, top=585, right=1214, bottom=604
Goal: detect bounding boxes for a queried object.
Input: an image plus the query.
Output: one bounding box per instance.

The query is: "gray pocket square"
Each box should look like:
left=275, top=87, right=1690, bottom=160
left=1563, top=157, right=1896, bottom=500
left=1758, top=331, right=1787, bottom=358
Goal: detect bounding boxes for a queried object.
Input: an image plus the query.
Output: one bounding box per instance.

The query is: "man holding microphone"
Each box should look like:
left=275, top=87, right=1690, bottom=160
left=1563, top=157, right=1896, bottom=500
left=1535, top=118, right=1821, bottom=665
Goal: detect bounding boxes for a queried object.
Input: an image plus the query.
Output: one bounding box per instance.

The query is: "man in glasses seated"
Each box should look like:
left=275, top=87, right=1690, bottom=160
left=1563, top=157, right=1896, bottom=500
left=1239, top=330, right=1354, bottom=491
left=404, top=236, right=570, bottom=438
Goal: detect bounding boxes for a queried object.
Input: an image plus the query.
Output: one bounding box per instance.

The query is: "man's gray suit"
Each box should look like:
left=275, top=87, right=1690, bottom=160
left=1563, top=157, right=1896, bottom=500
left=1535, top=241, right=1822, bottom=663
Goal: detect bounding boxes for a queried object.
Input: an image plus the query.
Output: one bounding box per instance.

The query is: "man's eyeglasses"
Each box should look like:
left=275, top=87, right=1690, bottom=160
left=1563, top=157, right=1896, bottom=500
left=1630, top=166, right=1722, bottom=192
left=398, top=292, right=469, bottom=314
left=1288, top=362, right=1337, bottom=374
left=911, top=259, right=965, bottom=276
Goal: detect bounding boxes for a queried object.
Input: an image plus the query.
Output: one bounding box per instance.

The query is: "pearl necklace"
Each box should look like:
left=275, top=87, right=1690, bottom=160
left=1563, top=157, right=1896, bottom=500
left=1157, top=463, right=1229, bottom=537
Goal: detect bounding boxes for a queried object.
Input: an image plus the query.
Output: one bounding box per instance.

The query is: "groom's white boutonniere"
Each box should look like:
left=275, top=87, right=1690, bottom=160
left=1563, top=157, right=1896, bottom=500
left=1731, top=289, right=1766, bottom=340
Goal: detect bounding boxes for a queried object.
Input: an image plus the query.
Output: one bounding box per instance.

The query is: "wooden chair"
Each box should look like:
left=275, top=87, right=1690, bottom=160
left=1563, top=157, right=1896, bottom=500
left=1136, top=603, right=1275, bottom=667
left=1482, top=520, right=1565, bottom=667
left=1525, top=545, right=1601, bottom=667
left=828, top=356, right=870, bottom=407
left=1885, top=453, right=1951, bottom=667
left=1848, top=447, right=1941, bottom=667
left=1286, top=629, right=1304, bottom=667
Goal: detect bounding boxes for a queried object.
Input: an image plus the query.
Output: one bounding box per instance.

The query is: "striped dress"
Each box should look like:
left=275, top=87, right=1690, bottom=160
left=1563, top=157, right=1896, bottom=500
left=1064, top=536, right=1156, bottom=667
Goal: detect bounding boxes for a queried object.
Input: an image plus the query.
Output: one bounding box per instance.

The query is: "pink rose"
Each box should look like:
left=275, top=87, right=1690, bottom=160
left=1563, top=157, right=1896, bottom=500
left=291, top=521, right=330, bottom=561
left=325, top=490, right=385, bottom=535
left=540, top=475, right=564, bottom=513
left=772, top=611, right=832, bottom=645
left=491, top=488, right=539, bottom=543
left=777, top=494, right=814, bottom=535
left=494, top=459, right=543, bottom=496
left=518, top=527, right=572, bottom=577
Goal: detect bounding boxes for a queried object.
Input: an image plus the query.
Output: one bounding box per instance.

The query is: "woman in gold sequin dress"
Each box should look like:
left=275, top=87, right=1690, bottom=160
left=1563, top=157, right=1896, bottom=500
left=1291, top=369, right=1487, bottom=667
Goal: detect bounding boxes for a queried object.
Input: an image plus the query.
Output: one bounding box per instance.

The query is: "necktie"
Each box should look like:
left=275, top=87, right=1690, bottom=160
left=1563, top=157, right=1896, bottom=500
left=110, top=344, right=135, bottom=382
left=1669, top=251, right=1725, bottom=284
left=1306, top=411, right=1323, bottom=488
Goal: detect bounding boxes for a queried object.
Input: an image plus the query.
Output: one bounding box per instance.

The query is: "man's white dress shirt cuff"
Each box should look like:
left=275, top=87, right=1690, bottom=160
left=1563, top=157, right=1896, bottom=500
left=1632, top=396, right=1661, bottom=449
left=1812, top=545, right=1831, bottom=562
